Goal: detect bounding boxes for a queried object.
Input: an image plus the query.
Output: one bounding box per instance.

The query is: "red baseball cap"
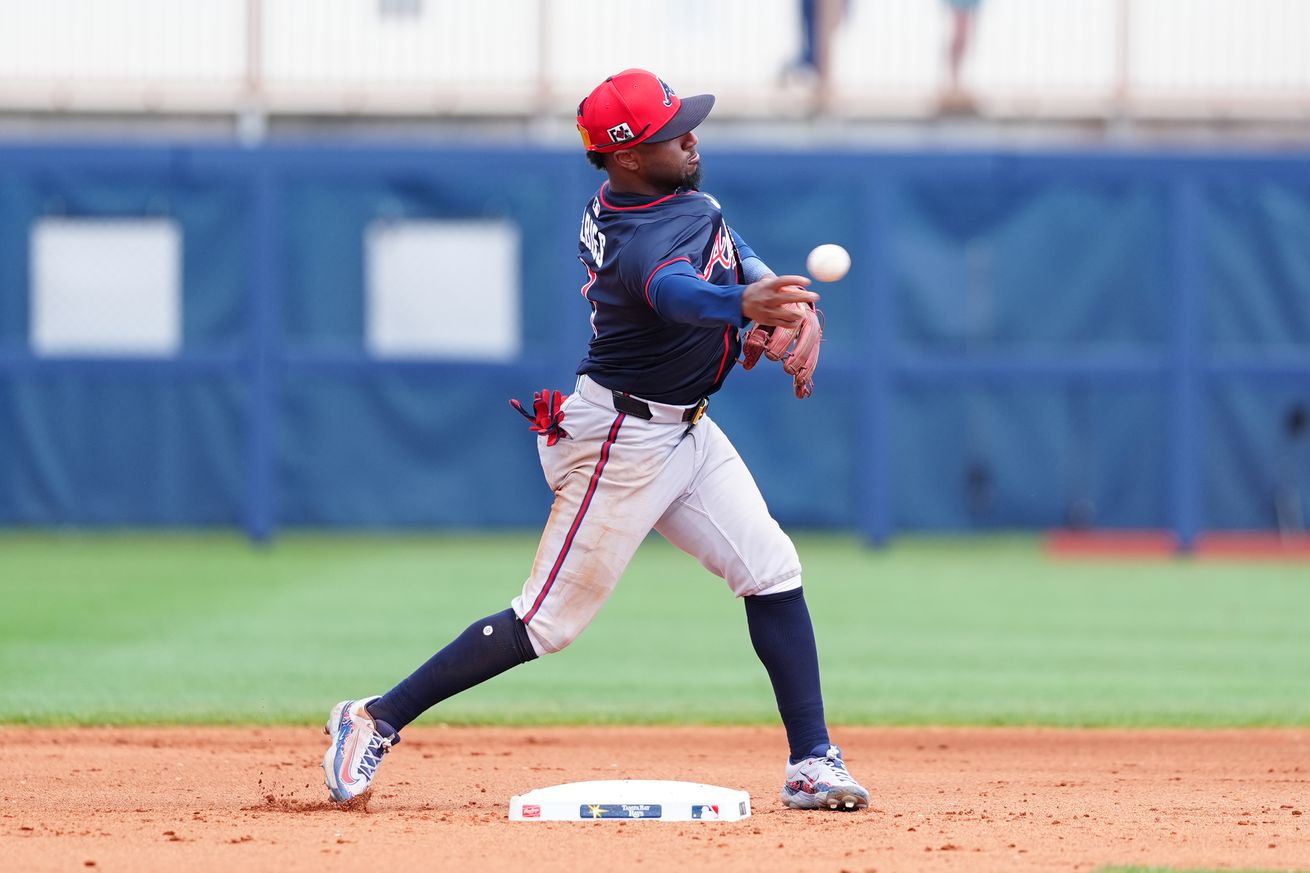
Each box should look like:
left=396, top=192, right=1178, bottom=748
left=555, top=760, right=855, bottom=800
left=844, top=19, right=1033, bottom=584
left=576, top=69, right=715, bottom=153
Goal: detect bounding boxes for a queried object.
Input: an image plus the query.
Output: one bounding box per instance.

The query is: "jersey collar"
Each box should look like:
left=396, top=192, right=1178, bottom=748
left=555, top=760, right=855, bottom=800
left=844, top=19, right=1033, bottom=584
left=598, top=182, right=695, bottom=212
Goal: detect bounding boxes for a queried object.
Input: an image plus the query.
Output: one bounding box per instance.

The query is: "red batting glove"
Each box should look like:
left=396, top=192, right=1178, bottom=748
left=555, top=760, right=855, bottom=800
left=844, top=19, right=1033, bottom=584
left=509, top=388, right=570, bottom=446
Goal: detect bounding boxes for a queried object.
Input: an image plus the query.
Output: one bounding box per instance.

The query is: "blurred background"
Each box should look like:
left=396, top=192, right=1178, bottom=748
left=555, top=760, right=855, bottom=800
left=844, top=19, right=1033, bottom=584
left=1, top=0, right=1308, bottom=550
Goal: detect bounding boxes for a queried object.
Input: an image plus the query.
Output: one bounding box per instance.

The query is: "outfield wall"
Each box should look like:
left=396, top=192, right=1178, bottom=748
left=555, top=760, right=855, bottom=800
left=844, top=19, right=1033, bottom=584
left=1, top=143, right=1307, bottom=543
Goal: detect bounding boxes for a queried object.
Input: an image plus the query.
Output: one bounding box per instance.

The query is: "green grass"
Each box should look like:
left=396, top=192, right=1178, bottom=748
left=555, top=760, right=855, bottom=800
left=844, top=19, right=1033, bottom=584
left=1, top=532, right=1308, bottom=727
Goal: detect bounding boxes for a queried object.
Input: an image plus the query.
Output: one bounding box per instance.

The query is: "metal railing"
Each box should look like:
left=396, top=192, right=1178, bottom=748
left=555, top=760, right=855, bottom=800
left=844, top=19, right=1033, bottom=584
left=0, top=0, right=1306, bottom=129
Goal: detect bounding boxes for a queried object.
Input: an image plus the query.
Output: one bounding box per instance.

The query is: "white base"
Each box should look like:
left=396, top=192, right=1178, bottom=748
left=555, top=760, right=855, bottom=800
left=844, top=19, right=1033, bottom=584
left=509, top=779, right=751, bottom=822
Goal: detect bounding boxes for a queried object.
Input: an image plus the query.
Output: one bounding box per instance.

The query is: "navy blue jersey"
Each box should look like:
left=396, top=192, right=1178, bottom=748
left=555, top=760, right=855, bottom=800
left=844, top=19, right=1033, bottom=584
left=576, top=183, right=758, bottom=405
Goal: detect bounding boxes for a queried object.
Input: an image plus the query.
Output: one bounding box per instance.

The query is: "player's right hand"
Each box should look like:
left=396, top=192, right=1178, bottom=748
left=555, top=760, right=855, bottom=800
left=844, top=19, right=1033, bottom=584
left=741, top=274, right=818, bottom=329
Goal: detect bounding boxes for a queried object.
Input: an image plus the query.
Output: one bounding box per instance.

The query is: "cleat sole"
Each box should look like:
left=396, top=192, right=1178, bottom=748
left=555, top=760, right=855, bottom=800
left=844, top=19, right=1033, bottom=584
left=781, top=794, right=870, bottom=811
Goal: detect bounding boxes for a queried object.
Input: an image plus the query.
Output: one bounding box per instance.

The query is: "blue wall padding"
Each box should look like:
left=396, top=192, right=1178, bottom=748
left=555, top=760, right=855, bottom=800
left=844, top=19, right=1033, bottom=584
left=0, top=144, right=1307, bottom=538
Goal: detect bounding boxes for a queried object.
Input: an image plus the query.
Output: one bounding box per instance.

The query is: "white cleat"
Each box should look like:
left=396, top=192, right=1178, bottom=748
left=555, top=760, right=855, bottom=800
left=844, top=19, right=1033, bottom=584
left=780, top=745, right=870, bottom=812
left=321, top=696, right=399, bottom=803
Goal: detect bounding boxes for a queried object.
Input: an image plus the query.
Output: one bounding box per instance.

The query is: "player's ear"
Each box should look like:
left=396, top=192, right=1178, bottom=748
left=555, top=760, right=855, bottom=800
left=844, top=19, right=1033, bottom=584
left=611, top=148, right=640, bottom=172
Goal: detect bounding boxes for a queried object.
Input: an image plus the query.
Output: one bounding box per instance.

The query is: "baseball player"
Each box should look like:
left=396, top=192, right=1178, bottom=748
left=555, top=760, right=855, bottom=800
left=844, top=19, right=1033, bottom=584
left=323, top=68, right=869, bottom=813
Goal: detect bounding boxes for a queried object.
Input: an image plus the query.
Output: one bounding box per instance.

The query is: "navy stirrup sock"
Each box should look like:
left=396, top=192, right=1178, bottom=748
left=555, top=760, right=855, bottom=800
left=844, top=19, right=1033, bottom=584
left=366, top=608, right=538, bottom=732
left=744, top=587, right=831, bottom=763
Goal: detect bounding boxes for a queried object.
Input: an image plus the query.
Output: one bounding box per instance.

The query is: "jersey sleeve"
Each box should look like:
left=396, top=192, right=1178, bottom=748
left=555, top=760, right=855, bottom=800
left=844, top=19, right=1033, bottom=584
left=645, top=261, right=745, bottom=327
left=728, top=226, right=758, bottom=264
left=729, top=226, right=773, bottom=284
left=615, top=210, right=746, bottom=326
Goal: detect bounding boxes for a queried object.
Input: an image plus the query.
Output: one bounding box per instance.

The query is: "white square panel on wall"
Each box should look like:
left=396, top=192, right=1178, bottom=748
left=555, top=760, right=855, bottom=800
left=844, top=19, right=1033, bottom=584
left=366, top=219, right=521, bottom=361
left=30, top=218, right=182, bottom=356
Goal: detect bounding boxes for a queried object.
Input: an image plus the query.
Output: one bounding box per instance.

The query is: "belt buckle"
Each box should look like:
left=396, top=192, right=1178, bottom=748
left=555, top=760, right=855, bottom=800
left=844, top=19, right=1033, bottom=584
left=689, top=398, right=708, bottom=425
left=682, top=398, right=708, bottom=436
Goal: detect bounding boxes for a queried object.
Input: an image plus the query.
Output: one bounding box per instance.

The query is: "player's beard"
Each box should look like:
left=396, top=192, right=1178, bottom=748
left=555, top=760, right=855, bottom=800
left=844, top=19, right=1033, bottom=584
left=682, top=162, right=703, bottom=191
left=648, top=155, right=702, bottom=194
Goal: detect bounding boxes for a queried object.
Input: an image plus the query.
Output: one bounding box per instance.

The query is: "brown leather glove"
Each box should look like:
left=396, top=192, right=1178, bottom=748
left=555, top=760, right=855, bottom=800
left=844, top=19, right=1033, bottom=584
left=741, top=302, right=822, bottom=399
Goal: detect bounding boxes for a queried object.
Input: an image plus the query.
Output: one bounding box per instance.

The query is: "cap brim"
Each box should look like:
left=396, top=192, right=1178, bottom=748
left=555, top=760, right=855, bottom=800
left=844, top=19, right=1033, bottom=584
left=647, top=94, right=715, bottom=143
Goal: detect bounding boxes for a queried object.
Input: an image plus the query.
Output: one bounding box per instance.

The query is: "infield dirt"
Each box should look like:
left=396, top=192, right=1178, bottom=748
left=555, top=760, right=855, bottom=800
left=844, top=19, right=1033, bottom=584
left=3, top=725, right=1306, bottom=873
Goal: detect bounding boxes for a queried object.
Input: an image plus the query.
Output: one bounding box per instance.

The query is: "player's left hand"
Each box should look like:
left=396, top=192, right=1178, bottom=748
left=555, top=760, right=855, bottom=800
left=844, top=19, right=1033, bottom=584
left=741, top=303, right=822, bottom=399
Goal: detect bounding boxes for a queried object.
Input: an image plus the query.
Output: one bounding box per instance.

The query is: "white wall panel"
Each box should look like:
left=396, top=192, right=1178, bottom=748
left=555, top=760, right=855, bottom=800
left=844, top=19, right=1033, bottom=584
left=31, top=218, right=183, bottom=357
left=365, top=220, right=521, bottom=361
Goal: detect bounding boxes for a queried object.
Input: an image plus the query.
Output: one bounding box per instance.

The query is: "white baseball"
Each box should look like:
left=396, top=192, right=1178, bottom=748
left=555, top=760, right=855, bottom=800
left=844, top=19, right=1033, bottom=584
left=806, top=243, right=851, bottom=283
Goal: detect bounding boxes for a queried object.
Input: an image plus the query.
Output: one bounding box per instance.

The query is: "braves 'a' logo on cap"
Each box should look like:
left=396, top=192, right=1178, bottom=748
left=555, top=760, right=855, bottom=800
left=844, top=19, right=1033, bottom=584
left=658, top=78, right=675, bottom=106
left=607, top=122, right=635, bottom=143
